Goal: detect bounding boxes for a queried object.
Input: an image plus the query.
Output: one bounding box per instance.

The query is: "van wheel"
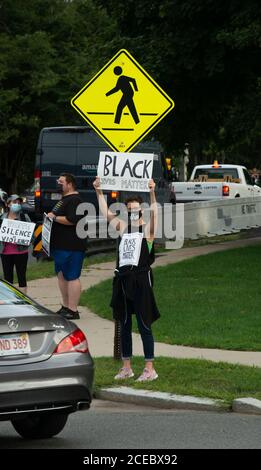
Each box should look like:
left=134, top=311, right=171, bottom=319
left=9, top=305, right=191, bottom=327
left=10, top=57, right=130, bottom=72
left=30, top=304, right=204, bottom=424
left=235, top=194, right=240, bottom=198
left=11, top=412, right=68, bottom=439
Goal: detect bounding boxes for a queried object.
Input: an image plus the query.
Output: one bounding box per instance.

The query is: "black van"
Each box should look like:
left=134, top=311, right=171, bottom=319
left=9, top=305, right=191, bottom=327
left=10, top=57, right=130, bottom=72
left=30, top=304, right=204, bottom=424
left=34, top=126, right=171, bottom=218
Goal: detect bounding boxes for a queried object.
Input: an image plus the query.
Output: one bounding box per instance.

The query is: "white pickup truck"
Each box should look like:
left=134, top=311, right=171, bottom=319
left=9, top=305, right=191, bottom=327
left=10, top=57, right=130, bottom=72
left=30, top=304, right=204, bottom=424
left=170, top=163, right=261, bottom=203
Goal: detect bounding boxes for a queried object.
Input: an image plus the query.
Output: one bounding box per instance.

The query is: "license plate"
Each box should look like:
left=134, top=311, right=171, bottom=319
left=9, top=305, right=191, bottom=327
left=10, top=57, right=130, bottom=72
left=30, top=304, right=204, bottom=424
left=51, top=193, right=62, bottom=200
left=0, top=333, right=31, bottom=356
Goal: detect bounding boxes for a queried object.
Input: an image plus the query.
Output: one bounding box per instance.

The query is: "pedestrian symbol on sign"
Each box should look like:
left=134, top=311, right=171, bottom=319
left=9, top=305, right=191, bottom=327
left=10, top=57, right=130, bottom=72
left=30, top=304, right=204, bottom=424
left=106, top=66, right=140, bottom=125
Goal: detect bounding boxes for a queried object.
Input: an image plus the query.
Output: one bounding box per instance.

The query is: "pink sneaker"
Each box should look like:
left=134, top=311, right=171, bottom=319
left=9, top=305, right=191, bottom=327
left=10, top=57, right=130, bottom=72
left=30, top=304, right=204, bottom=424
left=114, top=367, right=134, bottom=380
left=136, top=368, right=158, bottom=382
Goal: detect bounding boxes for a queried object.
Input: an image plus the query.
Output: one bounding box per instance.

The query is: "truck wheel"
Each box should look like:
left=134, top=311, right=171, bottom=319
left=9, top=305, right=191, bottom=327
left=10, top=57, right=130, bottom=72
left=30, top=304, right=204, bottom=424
left=11, top=412, right=68, bottom=439
left=235, top=194, right=240, bottom=198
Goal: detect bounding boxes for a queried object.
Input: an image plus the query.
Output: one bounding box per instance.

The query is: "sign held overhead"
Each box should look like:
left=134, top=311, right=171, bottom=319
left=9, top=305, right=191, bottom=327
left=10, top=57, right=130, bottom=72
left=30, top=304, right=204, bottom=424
left=97, top=152, right=154, bottom=192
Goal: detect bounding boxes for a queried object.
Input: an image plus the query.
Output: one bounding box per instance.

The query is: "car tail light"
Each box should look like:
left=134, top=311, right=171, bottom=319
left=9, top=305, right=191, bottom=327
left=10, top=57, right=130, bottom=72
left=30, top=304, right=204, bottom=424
left=111, top=191, right=119, bottom=199
left=223, top=185, right=230, bottom=196
left=34, top=169, right=41, bottom=198
left=53, top=328, right=89, bottom=354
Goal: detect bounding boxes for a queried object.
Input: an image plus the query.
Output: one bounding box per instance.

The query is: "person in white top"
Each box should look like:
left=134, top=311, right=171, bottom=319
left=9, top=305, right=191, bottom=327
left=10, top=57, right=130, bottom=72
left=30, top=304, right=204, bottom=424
left=94, top=177, right=160, bottom=382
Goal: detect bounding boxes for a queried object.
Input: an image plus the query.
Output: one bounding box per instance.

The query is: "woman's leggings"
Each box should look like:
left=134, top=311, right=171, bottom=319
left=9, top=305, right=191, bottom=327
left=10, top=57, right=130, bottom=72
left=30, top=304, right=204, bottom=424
left=120, top=299, right=154, bottom=361
left=1, top=253, right=29, bottom=287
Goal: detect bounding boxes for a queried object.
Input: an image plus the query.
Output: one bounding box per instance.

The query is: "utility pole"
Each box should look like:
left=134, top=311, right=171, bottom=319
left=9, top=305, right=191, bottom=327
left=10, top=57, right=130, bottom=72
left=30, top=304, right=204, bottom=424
left=184, top=143, right=190, bottom=181
left=178, top=142, right=190, bottom=181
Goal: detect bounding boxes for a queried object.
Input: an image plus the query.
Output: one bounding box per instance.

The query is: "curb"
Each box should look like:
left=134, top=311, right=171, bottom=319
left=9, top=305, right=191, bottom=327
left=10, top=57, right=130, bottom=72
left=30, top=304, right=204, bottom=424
left=95, top=387, right=229, bottom=412
left=232, top=398, right=261, bottom=415
left=95, top=387, right=261, bottom=415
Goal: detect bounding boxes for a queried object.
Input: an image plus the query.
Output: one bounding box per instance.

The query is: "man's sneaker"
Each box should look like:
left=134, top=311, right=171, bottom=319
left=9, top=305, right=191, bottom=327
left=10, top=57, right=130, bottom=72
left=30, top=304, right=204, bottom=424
left=114, top=367, right=134, bottom=380
left=136, top=368, right=158, bottom=382
left=60, top=308, right=80, bottom=320
left=56, top=306, right=69, bottom=314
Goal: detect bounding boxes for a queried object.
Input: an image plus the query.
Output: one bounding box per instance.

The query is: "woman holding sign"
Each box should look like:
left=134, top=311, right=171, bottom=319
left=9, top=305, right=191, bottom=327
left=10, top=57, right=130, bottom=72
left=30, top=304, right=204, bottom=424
left=0, top=195, right=32, bottom=294
left=93, top=177, right=160, bottom=382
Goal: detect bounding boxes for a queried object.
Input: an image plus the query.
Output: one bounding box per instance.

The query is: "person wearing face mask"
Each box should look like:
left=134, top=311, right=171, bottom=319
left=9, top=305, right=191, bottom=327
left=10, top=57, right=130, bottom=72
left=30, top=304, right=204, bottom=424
left=93, top=177, right=160, bottom=382
left=0, top=195, right=31, bottom=294
left=47, top=173, right=87, bottom=320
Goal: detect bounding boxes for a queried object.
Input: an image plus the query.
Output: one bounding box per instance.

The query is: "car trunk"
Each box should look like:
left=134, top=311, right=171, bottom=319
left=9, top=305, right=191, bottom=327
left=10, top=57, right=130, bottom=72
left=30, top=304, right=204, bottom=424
left=0, top=304, right=66, bottom=365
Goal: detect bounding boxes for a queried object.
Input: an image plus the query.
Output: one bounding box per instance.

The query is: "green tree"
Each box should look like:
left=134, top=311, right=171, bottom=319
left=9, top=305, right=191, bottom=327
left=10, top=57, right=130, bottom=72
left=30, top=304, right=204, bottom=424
left=0, top=0, right=118, bottom=191
left=98, top=0, right=261, bottom=167
left=1, top=0, right=260, bottom=191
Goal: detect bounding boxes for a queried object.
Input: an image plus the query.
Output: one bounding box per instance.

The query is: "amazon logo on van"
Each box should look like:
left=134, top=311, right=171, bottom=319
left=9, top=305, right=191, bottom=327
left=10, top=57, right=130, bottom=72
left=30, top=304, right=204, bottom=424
left=82, top=164, right=97, bottom=170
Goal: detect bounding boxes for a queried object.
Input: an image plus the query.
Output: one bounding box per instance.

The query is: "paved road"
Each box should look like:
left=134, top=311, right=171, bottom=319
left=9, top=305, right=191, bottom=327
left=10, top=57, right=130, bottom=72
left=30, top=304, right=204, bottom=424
left=0, top=400, right=260, bottom=449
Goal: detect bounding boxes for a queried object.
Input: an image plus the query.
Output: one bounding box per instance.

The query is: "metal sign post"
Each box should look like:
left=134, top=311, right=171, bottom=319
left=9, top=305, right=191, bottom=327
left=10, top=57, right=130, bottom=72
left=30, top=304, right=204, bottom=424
left=113, top=194, right=122, bottom=360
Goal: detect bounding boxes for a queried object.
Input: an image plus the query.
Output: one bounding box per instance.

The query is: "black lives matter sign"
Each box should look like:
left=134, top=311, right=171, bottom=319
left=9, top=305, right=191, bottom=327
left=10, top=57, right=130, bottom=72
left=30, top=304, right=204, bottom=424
left=97, top=152, right=154, bottom=192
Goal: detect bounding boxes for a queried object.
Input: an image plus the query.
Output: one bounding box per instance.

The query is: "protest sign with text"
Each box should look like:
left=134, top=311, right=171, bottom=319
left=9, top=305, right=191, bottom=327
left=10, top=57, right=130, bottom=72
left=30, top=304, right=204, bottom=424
left=0, top=219, right=35, bottom=246
left=98, top=152, right=154, bottom=192
left=119, top=232, right=143, bottom=267
left=42, top=214, right=53, bottom=256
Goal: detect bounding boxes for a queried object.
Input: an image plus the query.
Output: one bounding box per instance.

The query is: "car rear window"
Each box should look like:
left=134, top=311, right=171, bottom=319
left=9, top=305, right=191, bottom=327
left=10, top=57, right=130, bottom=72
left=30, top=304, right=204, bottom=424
left=194, top=168, right=239, bottom=179
left=0, top=282, right=33, bottom=305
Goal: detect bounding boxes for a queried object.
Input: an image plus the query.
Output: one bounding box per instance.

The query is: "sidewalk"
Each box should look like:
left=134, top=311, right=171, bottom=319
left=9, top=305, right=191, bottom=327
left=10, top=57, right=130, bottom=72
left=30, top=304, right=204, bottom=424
left=27, top=236, right=261, bottom=367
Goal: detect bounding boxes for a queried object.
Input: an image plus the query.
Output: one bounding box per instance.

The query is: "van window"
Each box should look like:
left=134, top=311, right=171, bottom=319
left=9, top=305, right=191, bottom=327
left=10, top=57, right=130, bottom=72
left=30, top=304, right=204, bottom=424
left=41, top=147, right=77, bottom=174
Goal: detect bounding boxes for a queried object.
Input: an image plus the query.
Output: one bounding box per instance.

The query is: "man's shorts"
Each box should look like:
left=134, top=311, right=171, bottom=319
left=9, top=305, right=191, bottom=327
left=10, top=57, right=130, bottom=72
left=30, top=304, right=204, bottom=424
left=52, top=249, right=85, bottom=281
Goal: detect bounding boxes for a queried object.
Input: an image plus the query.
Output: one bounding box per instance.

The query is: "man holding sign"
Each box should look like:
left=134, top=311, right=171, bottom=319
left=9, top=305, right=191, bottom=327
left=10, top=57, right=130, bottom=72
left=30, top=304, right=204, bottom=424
left=93, top=176, right=160, bottom=382
left=0, top=195, right=34, bottom=294
left=47, top=173, right=86, bottom=320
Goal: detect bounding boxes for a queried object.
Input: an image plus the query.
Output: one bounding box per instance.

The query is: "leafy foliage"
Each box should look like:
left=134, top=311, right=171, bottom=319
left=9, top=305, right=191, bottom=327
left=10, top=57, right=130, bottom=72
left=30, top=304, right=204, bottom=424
left=0, top=0, right=118, bottom=190
left=0, top=0, right=260, bottom=191
left=98, top=0, right=261, bottom=165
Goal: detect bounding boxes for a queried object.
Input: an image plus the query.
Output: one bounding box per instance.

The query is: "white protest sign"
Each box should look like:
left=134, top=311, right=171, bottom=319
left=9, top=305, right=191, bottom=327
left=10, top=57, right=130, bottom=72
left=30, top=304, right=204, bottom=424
left=119, top=232, right=143, bottom=267
left=42, top=213, right=53, bottom=256
left=98, top=152, right=154, bottom=192
left=0, top=219, right=35, bottom=246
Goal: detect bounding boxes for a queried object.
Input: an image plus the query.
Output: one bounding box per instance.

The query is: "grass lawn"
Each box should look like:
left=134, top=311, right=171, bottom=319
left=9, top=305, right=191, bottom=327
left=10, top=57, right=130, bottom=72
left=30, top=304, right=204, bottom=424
left=93, top=357, right=261, bottom=405
left=15, top=231, right=246, bottom=282
left=14, top=252, right=116, bottom=283
left=80, top=244, right=261, bottom=351
left=15, top=231, right=248, bottom=282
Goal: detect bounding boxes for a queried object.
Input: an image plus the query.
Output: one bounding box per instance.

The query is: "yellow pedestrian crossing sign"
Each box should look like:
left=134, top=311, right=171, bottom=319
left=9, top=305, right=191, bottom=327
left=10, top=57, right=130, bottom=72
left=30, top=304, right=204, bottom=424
left=71, top=49, right=175, bottom=152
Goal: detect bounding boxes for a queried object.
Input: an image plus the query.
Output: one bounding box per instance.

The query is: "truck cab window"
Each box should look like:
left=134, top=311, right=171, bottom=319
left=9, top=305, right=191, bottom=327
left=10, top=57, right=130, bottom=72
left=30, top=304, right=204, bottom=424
left=243, top=169, right=254, bottom=185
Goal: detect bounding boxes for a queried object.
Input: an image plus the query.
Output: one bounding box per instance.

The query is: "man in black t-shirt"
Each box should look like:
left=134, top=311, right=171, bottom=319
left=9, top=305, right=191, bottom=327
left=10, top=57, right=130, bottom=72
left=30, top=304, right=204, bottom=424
left=47, top=173, right=86, bottom=320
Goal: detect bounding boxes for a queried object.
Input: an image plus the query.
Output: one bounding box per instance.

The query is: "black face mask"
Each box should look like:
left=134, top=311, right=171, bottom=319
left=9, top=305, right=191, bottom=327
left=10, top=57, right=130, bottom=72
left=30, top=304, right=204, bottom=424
left=56, top=182, right=64, bottom=192
left=127, top=210, right=142, bottom=222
